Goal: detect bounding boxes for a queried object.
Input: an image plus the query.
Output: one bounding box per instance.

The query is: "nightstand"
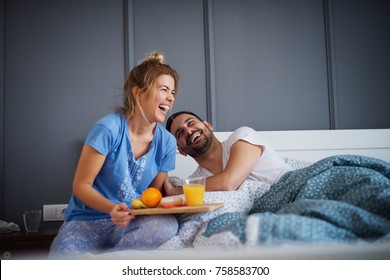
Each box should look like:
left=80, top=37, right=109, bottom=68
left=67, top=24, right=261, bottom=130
left=0, top=228, right=59, bottom=259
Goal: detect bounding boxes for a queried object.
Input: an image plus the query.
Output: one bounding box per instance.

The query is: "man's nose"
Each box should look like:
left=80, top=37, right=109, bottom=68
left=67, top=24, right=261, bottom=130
left=184, top=126, right=194, bottom=136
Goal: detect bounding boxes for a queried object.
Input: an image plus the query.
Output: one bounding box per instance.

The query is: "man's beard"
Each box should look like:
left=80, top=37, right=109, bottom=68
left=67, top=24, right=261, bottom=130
left=180, top=128, right=213, bottom=158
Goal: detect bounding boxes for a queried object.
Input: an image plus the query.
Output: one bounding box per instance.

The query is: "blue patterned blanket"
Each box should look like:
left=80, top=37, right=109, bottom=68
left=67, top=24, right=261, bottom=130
left=202, top=155, right=390, bottom=245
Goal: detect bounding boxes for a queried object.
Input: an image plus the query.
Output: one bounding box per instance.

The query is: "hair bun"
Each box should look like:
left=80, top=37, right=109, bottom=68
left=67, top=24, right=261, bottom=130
left=138, top=51, right=165, bottom=65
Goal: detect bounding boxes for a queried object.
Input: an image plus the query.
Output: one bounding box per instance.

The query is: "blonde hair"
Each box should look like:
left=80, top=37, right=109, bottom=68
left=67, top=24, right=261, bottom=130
left=118, top=51, right=180, bottom=119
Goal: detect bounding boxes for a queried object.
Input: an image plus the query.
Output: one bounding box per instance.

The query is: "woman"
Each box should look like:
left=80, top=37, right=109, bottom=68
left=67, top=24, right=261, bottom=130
left=50, top=52, right=180, bottom=256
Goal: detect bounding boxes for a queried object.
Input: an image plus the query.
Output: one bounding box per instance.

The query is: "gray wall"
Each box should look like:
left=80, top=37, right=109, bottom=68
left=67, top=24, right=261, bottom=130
left=212, top=0, right=330, bottom=130
left=1, top=0, right=389, bottom=228
left=2, top=0, right=126, bottom=227
left=129, top=0, right=208, bottom=121
left=330, top=0, right=390, bottom=128
left=1, top=0, right=4, bottom=222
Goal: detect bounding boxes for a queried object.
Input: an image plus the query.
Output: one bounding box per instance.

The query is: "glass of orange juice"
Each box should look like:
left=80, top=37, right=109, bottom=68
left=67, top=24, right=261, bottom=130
left=183, top=177, right=206, bottom=206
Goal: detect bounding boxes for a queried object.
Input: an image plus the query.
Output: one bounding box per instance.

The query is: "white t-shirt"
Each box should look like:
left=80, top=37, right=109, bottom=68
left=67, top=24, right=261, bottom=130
left=190, top=126, right=292, bottom=185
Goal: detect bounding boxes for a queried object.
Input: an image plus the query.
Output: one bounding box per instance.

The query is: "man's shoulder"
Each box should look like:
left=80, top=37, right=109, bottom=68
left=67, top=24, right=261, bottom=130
left=224, top=126, right=266, bottom=149
left=229, top=126, right=256, bottom=139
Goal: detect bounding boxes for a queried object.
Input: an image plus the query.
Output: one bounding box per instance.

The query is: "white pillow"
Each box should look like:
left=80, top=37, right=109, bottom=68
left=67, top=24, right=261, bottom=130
left=283, top=157, right=312, bottom=170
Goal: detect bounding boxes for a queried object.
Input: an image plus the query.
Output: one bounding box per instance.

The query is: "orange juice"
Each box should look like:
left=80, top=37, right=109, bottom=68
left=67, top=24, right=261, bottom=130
left=183, top=184, right=205, bottom=206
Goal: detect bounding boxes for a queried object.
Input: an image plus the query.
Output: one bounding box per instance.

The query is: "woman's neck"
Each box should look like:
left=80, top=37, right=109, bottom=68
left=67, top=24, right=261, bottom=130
left=127, top=111, right=156, bottom=136
left=127, top=116, right=156, bottom=160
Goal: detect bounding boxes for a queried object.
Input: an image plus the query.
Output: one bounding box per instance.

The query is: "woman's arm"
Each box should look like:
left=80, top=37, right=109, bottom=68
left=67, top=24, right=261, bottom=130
left=148, top=172, right=168, bottom=192
left=205, top=140, right=263, bottom=191
left=72, top=144, right=134, bottom=227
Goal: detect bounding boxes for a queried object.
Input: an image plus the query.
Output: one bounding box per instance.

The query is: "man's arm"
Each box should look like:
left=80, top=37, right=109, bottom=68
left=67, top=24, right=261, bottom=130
left=164, top=176, right=183, bottom=196
left=205, top=140, right=263, bottom=191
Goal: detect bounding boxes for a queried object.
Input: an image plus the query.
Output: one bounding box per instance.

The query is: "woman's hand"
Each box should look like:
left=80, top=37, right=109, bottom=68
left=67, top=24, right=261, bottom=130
left=110, top=202, right=135, bottom=227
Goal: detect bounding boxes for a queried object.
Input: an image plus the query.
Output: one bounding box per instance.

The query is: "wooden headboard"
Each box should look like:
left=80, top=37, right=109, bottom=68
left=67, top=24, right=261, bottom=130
left=169, top=129, right=390, bottom=179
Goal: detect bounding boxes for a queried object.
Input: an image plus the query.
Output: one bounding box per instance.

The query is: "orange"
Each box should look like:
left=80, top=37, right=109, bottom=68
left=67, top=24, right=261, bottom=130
left=141, top=188, right=162, bottom=208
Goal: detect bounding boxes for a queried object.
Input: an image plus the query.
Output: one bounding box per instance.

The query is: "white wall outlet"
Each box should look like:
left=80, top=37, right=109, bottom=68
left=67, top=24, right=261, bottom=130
left=43, top=204, right=68, bottom=221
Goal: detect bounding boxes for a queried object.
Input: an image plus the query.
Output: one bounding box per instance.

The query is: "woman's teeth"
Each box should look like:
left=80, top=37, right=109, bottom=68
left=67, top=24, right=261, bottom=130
left=159, top=105, right=170, bottom=112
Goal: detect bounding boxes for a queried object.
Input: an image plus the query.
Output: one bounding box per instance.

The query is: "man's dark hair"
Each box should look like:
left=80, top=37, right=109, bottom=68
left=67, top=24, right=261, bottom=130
left=165, top=111, right=204, bottom=133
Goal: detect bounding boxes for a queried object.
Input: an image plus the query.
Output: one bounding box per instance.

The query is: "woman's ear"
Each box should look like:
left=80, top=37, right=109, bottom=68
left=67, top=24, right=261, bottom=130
left=131, top=86, right=140, bottom=99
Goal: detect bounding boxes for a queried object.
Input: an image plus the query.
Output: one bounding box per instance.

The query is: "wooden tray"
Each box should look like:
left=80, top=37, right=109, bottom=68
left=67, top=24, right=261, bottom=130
left=129, top=203, right=224, bottom=215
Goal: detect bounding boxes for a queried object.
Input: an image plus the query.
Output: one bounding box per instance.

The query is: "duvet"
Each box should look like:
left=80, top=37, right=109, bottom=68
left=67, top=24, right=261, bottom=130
left=159, top=155, right=390, bottom=250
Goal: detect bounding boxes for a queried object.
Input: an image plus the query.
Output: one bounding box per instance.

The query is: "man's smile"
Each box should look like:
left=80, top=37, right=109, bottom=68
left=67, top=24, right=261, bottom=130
left=187, top=131, right=203, bottom=146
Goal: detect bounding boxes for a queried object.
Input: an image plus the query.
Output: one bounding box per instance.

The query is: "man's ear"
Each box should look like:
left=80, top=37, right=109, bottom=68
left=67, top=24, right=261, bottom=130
left=204, top=121, right=214, bottom=131
left=177, top=146, right=187, bottom=156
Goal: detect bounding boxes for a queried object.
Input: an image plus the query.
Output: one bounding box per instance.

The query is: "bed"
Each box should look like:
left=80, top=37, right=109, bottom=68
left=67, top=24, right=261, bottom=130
left=86, top=128, right=390, bottom=259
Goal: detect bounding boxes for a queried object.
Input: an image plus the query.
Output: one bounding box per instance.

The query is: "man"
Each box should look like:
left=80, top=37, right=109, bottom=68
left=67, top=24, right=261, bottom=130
left=164, top=111, right=292, bottom=193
